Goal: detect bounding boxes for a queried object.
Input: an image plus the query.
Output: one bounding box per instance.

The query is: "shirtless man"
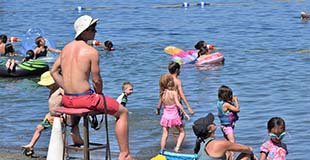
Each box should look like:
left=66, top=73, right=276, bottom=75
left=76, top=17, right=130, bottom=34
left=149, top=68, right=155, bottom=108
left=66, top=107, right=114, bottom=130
left=51, top=15, right=133, bottom=160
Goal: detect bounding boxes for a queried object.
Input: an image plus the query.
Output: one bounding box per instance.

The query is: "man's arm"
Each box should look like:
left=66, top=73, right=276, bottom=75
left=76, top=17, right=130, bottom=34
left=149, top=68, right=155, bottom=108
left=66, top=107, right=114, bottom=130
left=90, top=50, right=103, bottom=94
left=50, top=56, right=64, bottom=88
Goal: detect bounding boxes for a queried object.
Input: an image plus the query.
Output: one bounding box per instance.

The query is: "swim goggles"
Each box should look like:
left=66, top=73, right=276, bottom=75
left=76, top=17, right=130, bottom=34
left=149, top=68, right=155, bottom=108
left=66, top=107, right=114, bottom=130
left=269, top=132, right=286, bottom=140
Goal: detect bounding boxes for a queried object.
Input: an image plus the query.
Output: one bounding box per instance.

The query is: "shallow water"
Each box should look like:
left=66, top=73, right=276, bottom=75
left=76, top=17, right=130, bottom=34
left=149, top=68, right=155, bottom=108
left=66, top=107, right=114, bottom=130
left=1, top=0, right=310, bottom=159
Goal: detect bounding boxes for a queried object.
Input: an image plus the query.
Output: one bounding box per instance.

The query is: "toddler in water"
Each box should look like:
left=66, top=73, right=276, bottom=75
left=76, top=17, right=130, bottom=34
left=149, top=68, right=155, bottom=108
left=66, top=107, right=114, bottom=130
left=156, top=73, right=190, bottom=152
left=217, top=85, right=240, bottom=160
left=116, top=81, right=133, bottom=107
left=260, top=117, right=288, bottom=160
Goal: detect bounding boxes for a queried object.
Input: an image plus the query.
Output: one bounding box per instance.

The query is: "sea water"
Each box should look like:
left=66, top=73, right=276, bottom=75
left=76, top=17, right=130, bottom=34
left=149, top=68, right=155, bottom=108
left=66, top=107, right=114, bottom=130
left=0, top=0, right=310, bottom=159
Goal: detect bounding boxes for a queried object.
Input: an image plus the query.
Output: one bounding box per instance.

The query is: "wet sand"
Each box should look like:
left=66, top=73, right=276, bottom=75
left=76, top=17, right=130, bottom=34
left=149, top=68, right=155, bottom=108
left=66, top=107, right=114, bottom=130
left=0, top=150, right=45, bottom=160
left=0, top=147, right=147, bottom=160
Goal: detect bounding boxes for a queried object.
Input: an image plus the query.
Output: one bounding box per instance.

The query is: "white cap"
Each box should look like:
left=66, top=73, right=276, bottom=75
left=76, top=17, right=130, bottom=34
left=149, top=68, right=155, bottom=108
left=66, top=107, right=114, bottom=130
left=74, top=15, right=99, bottom=39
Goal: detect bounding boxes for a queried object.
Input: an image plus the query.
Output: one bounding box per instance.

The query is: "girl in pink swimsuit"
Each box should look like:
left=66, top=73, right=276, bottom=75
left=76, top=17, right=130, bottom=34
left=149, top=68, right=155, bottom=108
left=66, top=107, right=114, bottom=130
left=156, top=73, right=190, bottom=153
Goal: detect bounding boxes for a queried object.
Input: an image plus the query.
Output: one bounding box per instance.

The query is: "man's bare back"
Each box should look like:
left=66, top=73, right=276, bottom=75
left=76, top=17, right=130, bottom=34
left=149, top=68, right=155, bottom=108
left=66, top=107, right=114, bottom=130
left=57, top=40, right=103, bottom=95
left=51, top=15, right=133, bottom=160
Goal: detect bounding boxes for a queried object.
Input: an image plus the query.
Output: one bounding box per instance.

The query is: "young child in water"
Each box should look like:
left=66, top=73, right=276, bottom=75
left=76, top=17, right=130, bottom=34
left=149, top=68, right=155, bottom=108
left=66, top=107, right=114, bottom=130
left=194, top=40, right=214, bottom=58
left=116, top=81, right=133, bottom=107
left=3, top=43, right=21, bottom=57
left=156, top=73, right=190, bottom=152
left=217, top=85, right=240, bottom=160
left=102, top=40, right=114, bottom=51
left=260, top=117, right=288, bottom=160
left=33, top=36, right=61, bottom=59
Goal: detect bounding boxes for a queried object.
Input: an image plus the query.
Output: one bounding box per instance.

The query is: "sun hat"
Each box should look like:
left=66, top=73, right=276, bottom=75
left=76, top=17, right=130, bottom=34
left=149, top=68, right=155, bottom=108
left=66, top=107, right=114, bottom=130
left=301, top=11, right=307, bottom=15
left=192, top=113, right=215, bottom=139
left=74, top=15, right=99, bottom=39
left=38, top=71, right=55, bottom=86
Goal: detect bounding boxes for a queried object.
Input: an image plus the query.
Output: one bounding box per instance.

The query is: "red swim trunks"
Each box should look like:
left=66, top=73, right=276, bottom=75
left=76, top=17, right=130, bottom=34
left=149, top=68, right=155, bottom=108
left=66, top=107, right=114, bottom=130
left=62, top=90, right=119, bottom=115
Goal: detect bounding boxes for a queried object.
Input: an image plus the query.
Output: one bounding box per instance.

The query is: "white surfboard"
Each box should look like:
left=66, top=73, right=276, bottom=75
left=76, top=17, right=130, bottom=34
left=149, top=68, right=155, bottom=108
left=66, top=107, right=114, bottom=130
left=47, top=117, right=64, bottom=160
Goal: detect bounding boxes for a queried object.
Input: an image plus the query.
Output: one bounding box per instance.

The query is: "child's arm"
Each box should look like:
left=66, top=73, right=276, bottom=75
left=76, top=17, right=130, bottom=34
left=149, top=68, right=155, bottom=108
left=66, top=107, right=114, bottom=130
left=47, top=47, right=61, bottom=54
left=33, top=47, right=40, bottom=59
left=174, top=91, right=190, bottom=120
left=232, top=96, right=239, bottom=108
left=259, top=152, right=267, bottom=160
left=223, top=96, right=240, bottom=113
left=156, top=99, right=162, bottom=115
left=176, top=79, right=194, bottom=114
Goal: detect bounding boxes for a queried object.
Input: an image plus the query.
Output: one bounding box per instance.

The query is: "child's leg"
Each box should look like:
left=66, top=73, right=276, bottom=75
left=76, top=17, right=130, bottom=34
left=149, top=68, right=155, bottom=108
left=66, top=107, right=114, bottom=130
left=174, top=126, right=185, bottom=152
left=222, top=126, right=235, bottom=160
left=220, top=125, right=235, bottom=142
left=5, top=59, right=11, bottom=70
left=227, top=133, right=235, bottom=143
left=9, top=59, right=15, bottom=70
left=160, top=127, right=169, bottom=150
left=22, top=124, right=45, bottom=149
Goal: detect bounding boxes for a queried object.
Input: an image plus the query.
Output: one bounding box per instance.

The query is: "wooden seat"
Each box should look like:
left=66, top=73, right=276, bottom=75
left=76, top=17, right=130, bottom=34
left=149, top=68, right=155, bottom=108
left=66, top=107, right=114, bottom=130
left=54, top=107, right=108, bottom=160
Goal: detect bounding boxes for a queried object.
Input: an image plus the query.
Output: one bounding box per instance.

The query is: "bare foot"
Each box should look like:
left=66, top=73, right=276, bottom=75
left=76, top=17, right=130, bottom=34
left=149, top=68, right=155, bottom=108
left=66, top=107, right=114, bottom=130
left=125, top=154, right=135, bottom=160
left=22, top=146, right=34, bottom=157
left=119, top=153, right=135, bottom=160
left=174, top=147, right=180, bottom=153
left=22, top=144, right=33, bottom=149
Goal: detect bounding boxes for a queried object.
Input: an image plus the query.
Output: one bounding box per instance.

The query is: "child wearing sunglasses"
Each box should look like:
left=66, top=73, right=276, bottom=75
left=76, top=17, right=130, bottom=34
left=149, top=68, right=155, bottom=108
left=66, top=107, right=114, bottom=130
left=260, top=117, right=288, bottom=160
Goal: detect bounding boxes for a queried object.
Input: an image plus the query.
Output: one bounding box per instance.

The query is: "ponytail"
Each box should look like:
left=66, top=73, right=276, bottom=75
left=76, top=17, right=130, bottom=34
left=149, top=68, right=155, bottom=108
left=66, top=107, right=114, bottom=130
left=194, top=138, right=203, bottom=154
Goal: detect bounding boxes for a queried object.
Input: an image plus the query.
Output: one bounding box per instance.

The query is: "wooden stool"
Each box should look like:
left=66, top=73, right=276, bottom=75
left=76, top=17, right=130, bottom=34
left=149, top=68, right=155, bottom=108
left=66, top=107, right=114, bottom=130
left=54, top=107, right=108, bottom=160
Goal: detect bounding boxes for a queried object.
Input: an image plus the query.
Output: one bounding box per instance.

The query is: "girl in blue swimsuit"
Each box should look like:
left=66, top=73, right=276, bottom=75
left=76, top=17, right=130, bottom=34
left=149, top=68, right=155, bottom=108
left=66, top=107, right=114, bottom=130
left=217, top=85, right=240, bottom=160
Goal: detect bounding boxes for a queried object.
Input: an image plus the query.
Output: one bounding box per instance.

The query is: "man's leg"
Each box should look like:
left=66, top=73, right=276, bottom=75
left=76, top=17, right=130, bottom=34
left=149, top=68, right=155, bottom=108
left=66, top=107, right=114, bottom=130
left=68, top=115, right=84, bottom=146
left=71, top=125, right=83, bottom=146
left=113, top=105, right=133, bottom=160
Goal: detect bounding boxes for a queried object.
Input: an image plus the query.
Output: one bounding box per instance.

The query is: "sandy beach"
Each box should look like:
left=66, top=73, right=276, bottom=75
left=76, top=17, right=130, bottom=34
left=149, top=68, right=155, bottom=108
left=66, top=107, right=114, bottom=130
left=0, top=147, right=48, bottom=160
left=0, top=150, right=45, bottom=160
left=0, top=147, right=145, bottom=160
